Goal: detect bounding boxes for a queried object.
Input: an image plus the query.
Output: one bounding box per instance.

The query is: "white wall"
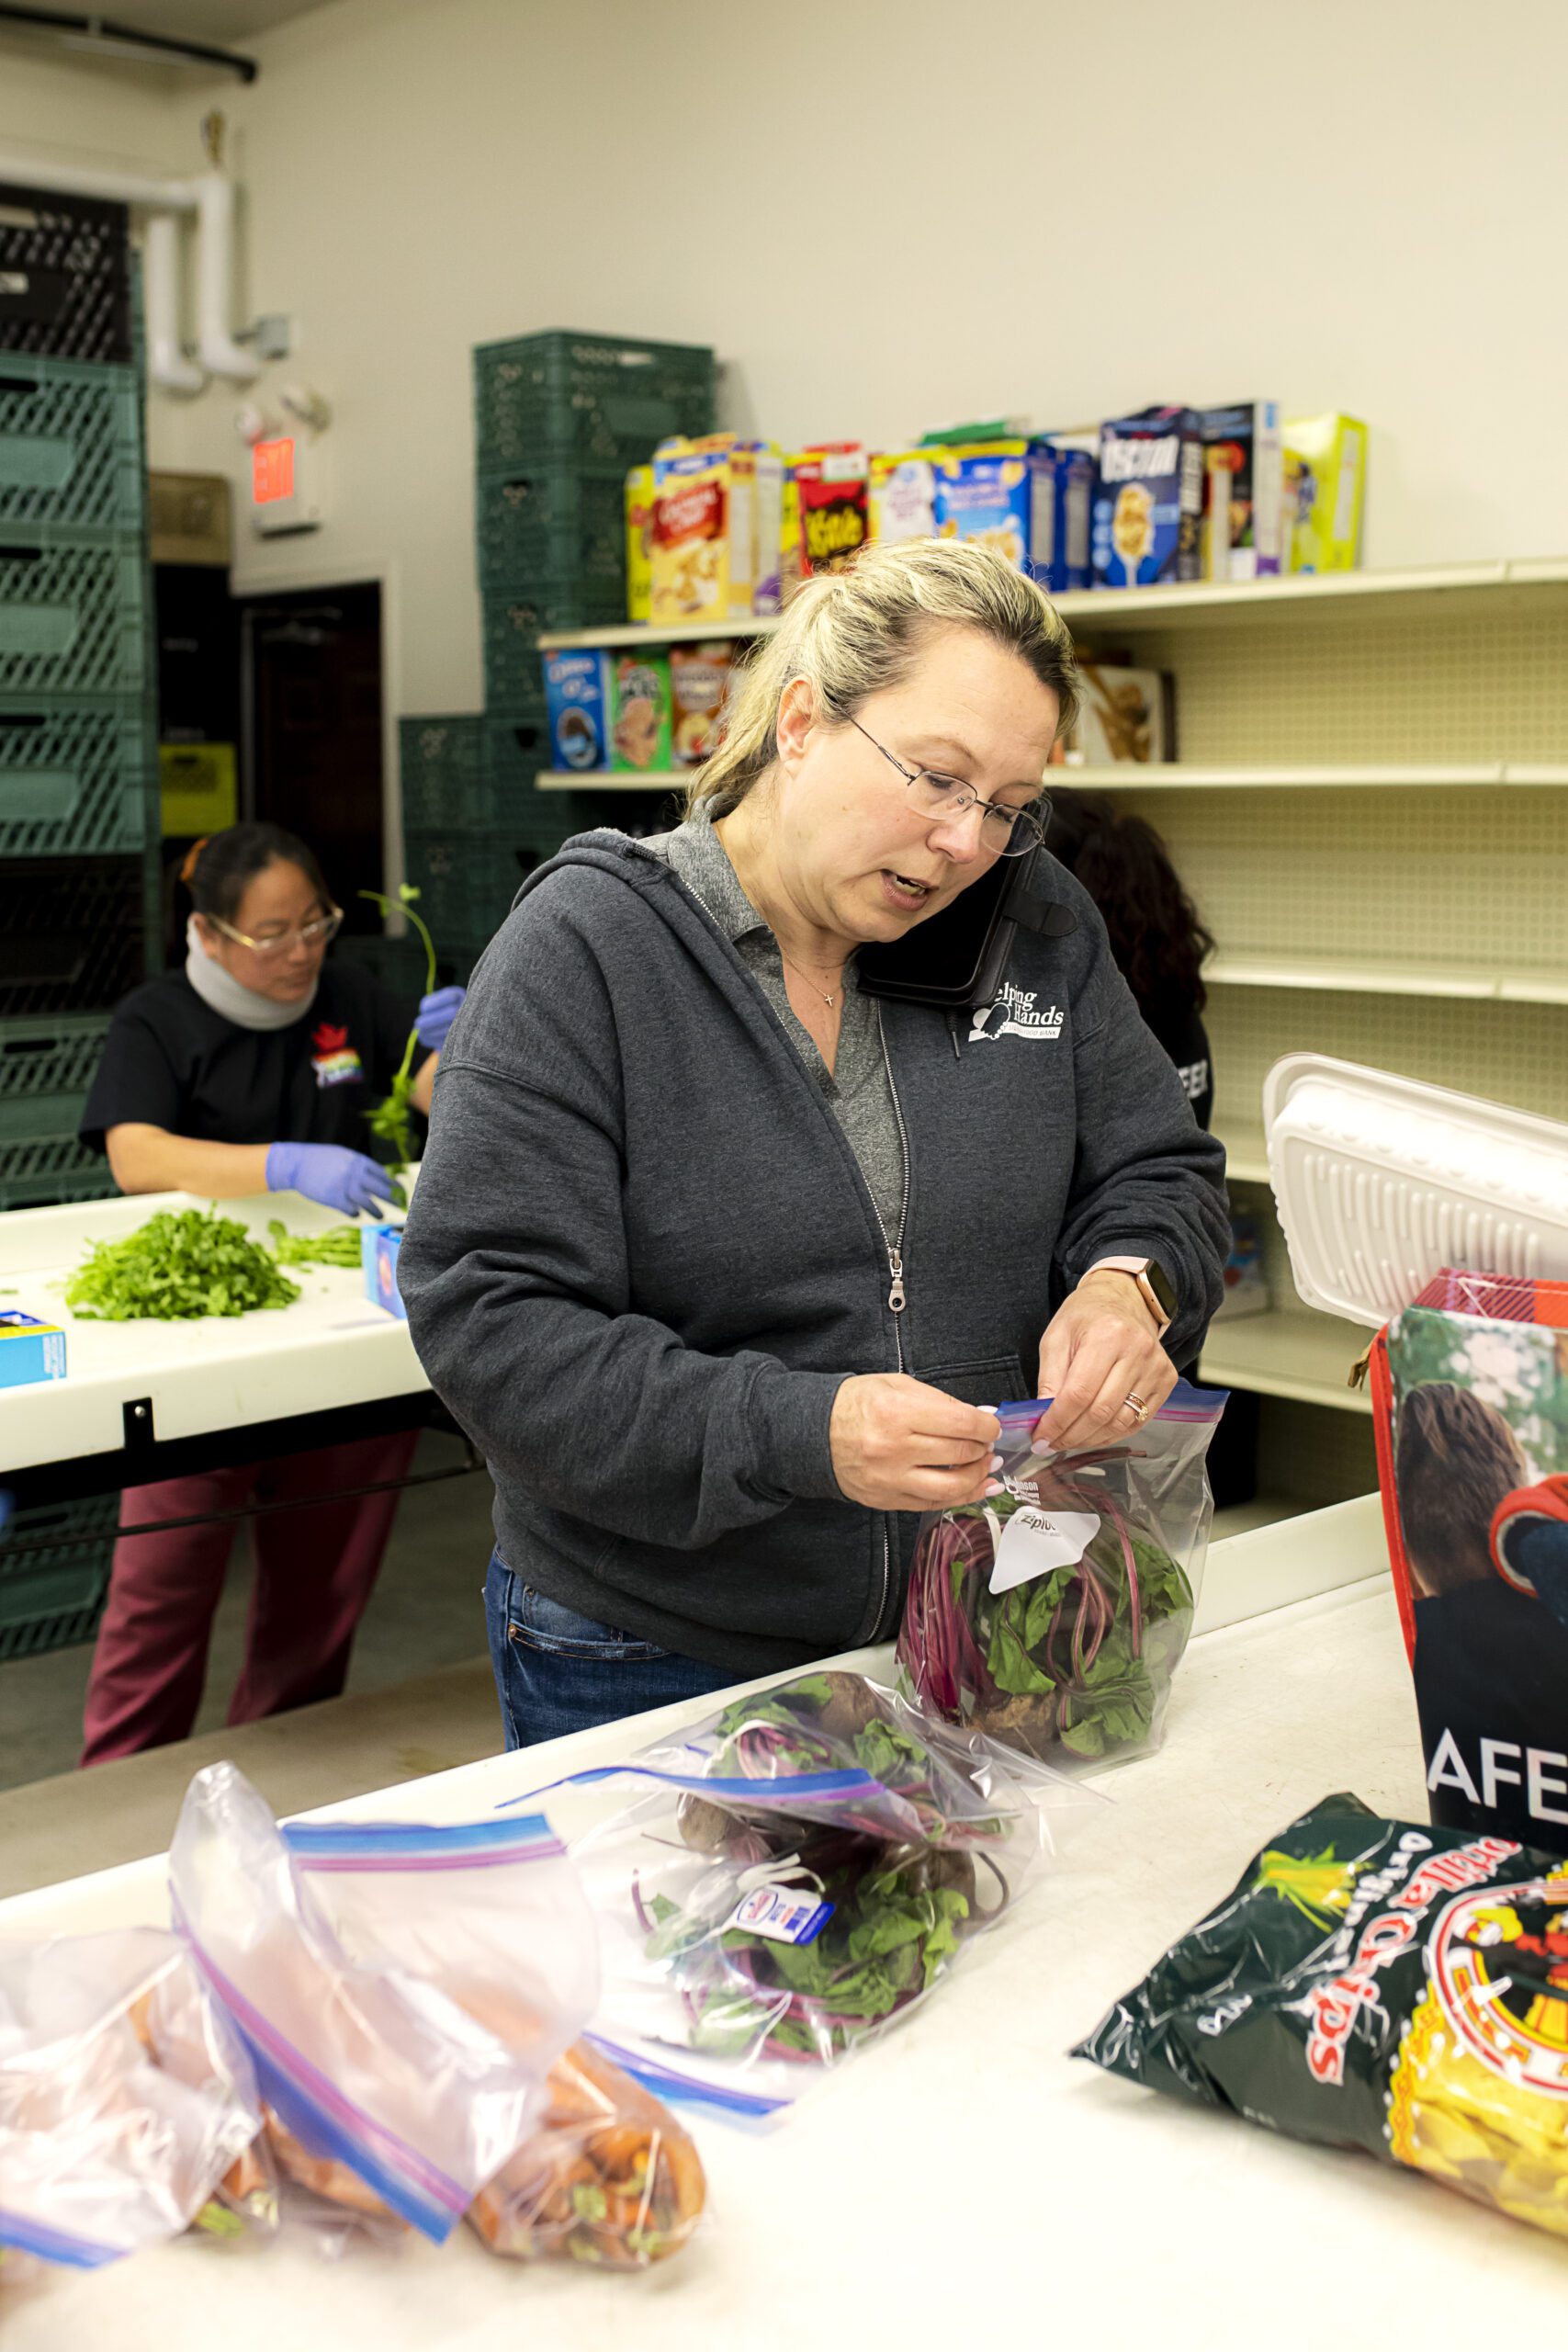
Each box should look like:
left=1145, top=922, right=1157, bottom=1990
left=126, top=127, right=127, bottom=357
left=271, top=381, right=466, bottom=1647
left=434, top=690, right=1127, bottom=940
left=4, top=0, right=1566, bottom=714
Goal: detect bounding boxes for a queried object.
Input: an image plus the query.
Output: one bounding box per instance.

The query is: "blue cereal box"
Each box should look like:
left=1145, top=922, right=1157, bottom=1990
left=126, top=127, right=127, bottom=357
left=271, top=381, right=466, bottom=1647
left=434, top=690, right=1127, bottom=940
left=1198, top=401, right=1283, bottom=581
left=932, top=443, right=1033, bottom=571
left=1028, top=438, right=1095, bottom=594
left=1092, top=407, right=1203, bottom=588
left=543, top=648, right=610, bottom=773
left=0, top=1310, right=67, bottom=1388
left=360, top=1222, right=407, bottom=1321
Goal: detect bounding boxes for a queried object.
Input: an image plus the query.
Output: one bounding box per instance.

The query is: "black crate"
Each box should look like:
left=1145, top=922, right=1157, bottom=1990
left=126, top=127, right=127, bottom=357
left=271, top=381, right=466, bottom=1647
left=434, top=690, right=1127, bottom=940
left=0, top=697, right=155, bottom=857
left=0, top=1493, right=118, bottom=1661
left=481, top=579, right=622, bottom=712
left=0, top=537, right=152, bottom=696
left=0, top=184, right=132, bottom=366
left=0, top=854, right=152, bottom=1015
left=473, top=331, right=714, bottom=472
left=332, top=930, right=433, bottom=1003
left=0, top=353, right=144, bottom=538
left=475, top=462, right=626, bottom=595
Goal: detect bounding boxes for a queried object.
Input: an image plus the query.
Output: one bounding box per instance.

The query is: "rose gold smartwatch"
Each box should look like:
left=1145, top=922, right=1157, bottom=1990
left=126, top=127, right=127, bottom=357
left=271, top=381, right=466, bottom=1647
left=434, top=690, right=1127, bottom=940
left=1089, top=1255, right=1175, bottom=1334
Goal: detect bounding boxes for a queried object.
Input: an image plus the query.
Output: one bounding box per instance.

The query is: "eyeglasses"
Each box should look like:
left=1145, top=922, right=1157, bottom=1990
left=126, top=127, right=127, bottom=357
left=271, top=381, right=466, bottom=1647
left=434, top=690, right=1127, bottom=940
left=209, top=906, right=344, bottom=958
left=851, top=718, right=1048, bottom=857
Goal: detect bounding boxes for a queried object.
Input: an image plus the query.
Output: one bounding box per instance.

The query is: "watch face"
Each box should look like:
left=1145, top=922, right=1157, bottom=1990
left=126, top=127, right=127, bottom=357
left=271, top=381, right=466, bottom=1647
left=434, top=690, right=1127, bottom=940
left=1146, top=1260, right=1178, bottom=1320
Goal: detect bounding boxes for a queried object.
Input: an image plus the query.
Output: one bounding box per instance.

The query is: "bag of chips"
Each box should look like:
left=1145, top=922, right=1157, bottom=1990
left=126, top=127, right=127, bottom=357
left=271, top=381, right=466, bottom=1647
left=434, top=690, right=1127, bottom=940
left=1077, top=1793, right=1568, bottom=2239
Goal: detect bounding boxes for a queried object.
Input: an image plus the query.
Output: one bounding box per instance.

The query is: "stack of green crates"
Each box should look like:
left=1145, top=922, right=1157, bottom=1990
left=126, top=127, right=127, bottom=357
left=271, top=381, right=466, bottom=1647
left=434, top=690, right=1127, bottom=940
left=0, top=332, right=160, bottom=1211
left=398, top=333, right=716, bottom=977
left=0, top=1492, right=120, bottom=1663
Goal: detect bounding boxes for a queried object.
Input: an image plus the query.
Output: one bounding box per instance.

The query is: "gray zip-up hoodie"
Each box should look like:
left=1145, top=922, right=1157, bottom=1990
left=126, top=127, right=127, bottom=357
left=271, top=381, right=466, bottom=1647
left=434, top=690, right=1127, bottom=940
left=398, top=830, right=1230, bottom=1676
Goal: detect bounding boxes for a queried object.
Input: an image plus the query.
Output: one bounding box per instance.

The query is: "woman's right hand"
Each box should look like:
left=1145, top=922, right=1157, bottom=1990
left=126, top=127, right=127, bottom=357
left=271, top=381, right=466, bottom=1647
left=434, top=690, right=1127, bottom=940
left=265, top=1141, right=402, bottom=1218
left=829, top=1375, right=1001, bottom=1512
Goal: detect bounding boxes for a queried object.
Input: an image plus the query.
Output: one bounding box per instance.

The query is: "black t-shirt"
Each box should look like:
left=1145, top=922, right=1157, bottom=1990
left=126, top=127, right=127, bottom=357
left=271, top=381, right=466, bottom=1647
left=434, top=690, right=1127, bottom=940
left=1414, top=1582, right=1568, bottom=1842
left=1141, top=994, right=1213, bottom=1132
left=80, top=963, right=418, bottom=1159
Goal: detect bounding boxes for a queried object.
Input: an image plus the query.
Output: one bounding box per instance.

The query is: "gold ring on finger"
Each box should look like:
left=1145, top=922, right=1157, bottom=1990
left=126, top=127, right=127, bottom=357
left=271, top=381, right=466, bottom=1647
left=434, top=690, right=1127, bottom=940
left=1122, top=1391, right=1149, bottom=1424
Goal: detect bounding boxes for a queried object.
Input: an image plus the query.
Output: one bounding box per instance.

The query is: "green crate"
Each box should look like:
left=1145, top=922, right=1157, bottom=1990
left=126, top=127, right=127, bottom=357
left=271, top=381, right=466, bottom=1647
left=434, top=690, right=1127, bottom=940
left=475, top=463, right=626, bottom=595
left=482, top=578, right=622, bottom=713
left=0, top=1011, right=110, bottom=1102
left=332, top=931, right=431, bottom=1002
left=401, top=825, right=532, bottom=948
left=0, top=537, right=152, bottom=696
left=0, top=696, right=154, bottom=856
left=485, top=707, right=550, bottom=815
left=0, top=1493, right=118, bottom=1661
left=0, top=1104, right=112, bottom=1211
left=398, top=714, right=492, bottom=830
left=0, top=354, right=145, bottom=539
left=0, top=854, right=153, bottom=1017
left=472, top=331, right=715, bottom=473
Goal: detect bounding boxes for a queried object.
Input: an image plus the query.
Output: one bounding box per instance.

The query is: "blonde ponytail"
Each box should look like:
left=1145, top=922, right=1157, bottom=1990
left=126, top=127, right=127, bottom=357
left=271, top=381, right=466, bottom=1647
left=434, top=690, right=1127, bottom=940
left=687, top=538, right=1078, bottom=820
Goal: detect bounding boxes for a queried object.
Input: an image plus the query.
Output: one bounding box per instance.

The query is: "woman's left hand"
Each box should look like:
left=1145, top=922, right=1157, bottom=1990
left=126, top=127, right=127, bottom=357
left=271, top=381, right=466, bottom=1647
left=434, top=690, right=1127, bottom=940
left=1032, top=1269, right=1178, bottom=1453
left=414, top=985, right=467, bottom=1051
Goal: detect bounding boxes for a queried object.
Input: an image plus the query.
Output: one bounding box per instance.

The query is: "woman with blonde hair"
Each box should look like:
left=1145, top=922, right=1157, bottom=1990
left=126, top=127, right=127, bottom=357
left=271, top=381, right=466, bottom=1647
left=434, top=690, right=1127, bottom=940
left=400, top=540, right=1229, bottom=1746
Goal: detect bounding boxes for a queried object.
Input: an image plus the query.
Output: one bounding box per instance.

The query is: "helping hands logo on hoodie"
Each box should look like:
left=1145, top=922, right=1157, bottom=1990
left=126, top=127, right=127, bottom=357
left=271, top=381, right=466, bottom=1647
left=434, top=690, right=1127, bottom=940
left=968, top=981, right=1065, bottom=1045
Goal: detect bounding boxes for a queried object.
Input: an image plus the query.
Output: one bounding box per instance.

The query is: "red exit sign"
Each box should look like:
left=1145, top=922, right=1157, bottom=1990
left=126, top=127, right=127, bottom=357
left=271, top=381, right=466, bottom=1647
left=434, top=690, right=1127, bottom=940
left=252, top=436, right=296, bottom=504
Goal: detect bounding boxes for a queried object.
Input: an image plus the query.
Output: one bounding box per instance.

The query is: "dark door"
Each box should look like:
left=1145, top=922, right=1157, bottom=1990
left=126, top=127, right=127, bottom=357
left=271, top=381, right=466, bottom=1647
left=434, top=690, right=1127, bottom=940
left=240, top=580, right=384, bottom=936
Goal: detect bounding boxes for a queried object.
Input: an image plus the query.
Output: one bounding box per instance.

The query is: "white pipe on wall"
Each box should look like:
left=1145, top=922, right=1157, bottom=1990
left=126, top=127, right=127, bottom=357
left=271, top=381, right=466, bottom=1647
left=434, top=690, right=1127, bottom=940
left=194, top=170, right=258, bottom=383
left=0, top=153, right=196, bottom=209
left=144, top=210, right=205, bottom=396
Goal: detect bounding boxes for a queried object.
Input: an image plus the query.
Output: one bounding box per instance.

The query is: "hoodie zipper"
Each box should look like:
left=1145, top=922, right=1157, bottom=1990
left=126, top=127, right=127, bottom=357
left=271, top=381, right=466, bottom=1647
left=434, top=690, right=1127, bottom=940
left=861, top=1003, right=914, bottom=1644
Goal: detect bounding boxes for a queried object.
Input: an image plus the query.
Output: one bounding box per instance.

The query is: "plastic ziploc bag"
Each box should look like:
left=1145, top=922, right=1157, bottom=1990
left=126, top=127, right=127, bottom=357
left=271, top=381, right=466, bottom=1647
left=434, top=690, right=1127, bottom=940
left=282, top=1815, right=705, bottom=2267
left=513, top=1668, right=1099, bottom=2118
left=897, top=1380, right=1226, bottom=1769
left=0, top=1928, right=264, bottom=2273
left=170, top=1762, right=592, bottom=2245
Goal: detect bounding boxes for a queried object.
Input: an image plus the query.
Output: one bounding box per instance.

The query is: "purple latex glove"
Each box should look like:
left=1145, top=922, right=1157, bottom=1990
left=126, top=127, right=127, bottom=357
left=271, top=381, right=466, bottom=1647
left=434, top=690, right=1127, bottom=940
left=265, top=1141, right=400, bottom=1217
left=413, top=985, right=466, bottom=1052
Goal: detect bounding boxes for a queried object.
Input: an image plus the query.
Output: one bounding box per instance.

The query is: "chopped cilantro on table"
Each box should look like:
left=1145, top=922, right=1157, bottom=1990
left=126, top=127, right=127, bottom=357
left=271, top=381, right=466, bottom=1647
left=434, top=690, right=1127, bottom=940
left=64, top=1206, right=301, bottom=1321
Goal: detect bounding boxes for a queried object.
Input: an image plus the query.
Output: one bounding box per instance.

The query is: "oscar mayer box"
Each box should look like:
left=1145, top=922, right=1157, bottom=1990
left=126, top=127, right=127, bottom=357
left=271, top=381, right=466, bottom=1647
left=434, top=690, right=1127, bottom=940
left=1198, top=401, right=1283, bottom=581
left=624, top=463, right=655, bottom=622
left=651, top=435, right=755, bottom=623
left=670, top=642, right=732, bottom=766
left=792, top=445, right=870, bottom=575
left=1092, top=406, right=1203, bottom=588
left=1283, top=412, right=1367, bottom=571
left=608, top=650, right=673, bottom=772
left=869, top=450, right=940, bottom=544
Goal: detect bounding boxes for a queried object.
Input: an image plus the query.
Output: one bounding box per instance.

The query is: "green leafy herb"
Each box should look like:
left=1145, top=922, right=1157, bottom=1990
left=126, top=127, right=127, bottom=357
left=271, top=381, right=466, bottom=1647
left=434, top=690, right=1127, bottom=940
left=66, top=1207, right=300, bottom=1321
left=358, top=884, right=438, bottom=1171
left=267, top=1219, right=367, bottom=1269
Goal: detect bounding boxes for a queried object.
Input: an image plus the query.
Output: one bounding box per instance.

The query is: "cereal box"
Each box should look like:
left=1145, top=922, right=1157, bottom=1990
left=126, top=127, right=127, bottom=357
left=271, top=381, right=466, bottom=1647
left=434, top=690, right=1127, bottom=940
left=1092, top=407, right=1203, bottom=589
left=1198, top=401, right=1282, bottom=582
left=360, top=1223, right=406, bottom=1321
left=1283, top=412, right=1367, bottom=571
left=778, top=463, right=803, bottom=601
left=932, top=442, right=1032, bottom=570
left=0, top=1309, right=66, bottom=1388
left=1028, top=438, right=1095, bottom=594
left=651, top=435, right=756, bottom=624
left=750, top=443, right=785, bottom=614
left=869, top=450, right=939, bottom=544
left=669, top=642, right=732, bottom=767
left=544, top=647, right=610, bottom=772
left=624, top=463, right=654, bottom=623
left=608, top=650, right=672, bottom=772
left=793, top=445, right=870, bottom=575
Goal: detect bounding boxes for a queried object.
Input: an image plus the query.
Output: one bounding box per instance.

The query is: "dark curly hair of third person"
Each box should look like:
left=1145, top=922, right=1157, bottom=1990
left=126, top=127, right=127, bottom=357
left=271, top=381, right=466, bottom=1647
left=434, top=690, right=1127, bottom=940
left=1043, top=786, right=1214, bottom=1016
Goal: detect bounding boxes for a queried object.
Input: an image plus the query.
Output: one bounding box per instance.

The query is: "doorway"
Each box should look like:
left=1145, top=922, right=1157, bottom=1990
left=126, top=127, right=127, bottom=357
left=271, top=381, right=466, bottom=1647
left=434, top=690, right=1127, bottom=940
left=238, top=580, right=385, bottom=937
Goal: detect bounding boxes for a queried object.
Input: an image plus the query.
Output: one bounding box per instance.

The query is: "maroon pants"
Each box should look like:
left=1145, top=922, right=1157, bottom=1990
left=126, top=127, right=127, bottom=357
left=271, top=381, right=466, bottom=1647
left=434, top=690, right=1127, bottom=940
left=80, top=1430, right=419, bottom=1767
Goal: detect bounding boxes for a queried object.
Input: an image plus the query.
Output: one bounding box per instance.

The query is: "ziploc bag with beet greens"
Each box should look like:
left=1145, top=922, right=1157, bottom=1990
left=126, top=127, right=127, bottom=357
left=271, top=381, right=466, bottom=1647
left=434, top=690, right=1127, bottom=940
left=513, top=1669, right=1098, bottom=2120
left=897, top=1381, right=1226, bottom=1768
left=169, top=1760, right=592, bottom=2245
left=1076, top=1792, right=1568, bottom=2241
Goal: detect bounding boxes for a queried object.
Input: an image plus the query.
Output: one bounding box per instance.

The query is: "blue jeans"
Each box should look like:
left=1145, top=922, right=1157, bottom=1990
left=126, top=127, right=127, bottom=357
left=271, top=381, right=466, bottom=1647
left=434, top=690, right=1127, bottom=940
left=483, top=1550, right=736, bottom=1748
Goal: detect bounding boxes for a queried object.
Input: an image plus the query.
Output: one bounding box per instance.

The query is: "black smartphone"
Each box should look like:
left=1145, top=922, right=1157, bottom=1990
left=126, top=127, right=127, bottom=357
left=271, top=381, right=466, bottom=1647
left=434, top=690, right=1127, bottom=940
left=858, top=847, right=1046, bottom=1009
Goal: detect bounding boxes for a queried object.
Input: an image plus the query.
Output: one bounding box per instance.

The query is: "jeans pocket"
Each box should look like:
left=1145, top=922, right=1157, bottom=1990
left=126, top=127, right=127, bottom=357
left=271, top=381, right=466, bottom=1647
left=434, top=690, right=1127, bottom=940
left=507, top=1580, right=669, bottom=1664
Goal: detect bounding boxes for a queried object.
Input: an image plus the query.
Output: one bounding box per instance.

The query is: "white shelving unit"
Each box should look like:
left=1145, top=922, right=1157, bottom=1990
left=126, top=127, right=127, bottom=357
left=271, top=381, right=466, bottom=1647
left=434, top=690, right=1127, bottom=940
left=536, top=558, right=1568, bottom=1515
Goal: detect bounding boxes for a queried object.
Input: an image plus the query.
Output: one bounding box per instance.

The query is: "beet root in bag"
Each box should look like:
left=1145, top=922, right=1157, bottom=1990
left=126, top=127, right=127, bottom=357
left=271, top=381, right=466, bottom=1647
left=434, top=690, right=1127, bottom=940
left=1077, top=1793, right=1568, bottom=2240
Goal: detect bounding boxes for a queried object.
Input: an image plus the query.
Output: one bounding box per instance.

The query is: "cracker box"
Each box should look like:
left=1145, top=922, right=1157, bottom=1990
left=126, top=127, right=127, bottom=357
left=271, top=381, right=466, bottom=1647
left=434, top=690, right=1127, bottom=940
left=1283, top=412, right=1367, bottom=571
left=869, top=450, right=939, bottom=545
left=792, top=445, right=869, bottom=575
left=1092, top=406, right=1203, bottom=588
left=651, top=435, right=755, bottom=624
left=932, top=443, right=1032, bottom=571
left=669, top=642, right=732, bottom=767
left=1028, top=438, right=1095, bottom=594
left=1066, top=661, right=1175, bottom=764
left=360, top=1223, right=407, bottom=1322
left=543, top=647, right=610, bottom=773
left=624, top=463, right=654, bottom=623
left=608, top=650, right=673, bottom=772
left=0, top=1310, right=67, bottom=1388
left=1198, top=401, right=1282, bottom=581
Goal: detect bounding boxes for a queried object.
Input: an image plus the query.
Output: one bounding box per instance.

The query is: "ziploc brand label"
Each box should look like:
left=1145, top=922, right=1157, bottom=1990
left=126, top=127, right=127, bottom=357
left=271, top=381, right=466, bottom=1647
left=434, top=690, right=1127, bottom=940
left=728, top=1885, right=834, bottom=1945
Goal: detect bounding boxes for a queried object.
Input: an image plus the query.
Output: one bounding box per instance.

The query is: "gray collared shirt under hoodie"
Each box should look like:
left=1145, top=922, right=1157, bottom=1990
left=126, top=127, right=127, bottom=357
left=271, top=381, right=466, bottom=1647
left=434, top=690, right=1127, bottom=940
left=399, top=825, right=1230, bottom=1679
left=642, top=807, right=906, bottom=1243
